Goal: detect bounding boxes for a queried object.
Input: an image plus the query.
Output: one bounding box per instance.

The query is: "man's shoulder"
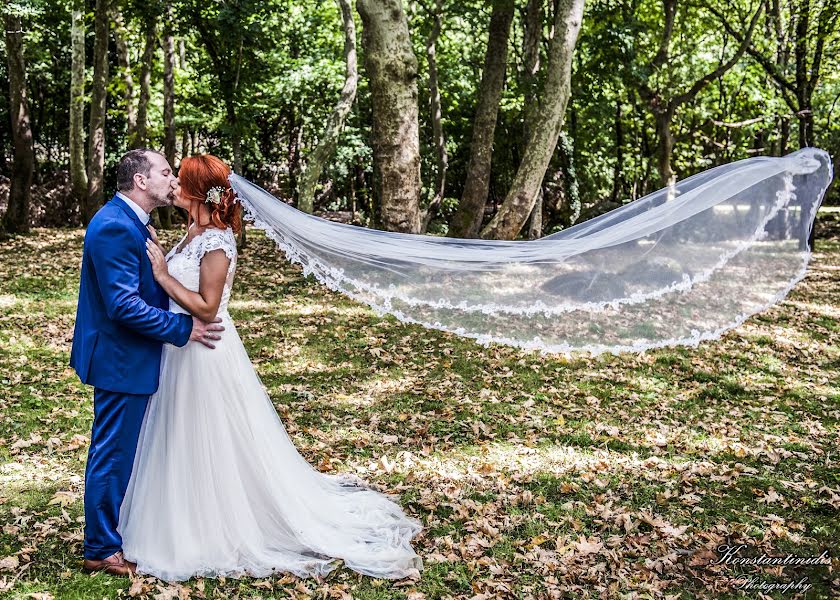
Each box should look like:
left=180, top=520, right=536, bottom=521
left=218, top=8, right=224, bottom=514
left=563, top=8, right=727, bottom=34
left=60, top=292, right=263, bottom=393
left=86, top=201, right=140, bottom=245
left=88, top=199, right=129, bottom=231
left=87, top=197, right=117, bottom=220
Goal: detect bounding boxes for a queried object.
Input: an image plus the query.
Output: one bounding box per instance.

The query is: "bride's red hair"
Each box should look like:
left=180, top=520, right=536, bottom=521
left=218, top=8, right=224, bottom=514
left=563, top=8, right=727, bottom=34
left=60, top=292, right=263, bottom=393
left=179, top=154, right=242, bottom=233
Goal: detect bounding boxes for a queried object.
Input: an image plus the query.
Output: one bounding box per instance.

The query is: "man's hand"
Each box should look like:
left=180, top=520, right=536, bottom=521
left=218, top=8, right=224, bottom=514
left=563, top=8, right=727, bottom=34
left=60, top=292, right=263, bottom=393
left=190, top=316, right=225, bottom=349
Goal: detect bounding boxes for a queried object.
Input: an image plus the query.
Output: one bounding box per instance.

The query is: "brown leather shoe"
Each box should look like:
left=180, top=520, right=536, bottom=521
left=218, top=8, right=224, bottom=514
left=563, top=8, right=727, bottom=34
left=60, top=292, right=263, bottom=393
left=82, top=551, right=135, bottom=577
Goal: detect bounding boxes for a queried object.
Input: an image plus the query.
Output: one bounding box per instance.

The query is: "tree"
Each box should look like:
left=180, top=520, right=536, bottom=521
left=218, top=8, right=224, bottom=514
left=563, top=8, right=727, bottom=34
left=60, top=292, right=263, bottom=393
left=448, top=0, right=515, bottom=238
left=636, top=0, right=763, bottom=188
left=298, top=0, right=359, bottom=214
left=522, top=0, right=545, bottom=239
left=70, top=0, right=87, bottom=206
left=185, top=0, right=267, bottom=174
left=356, top=0, right=422, bottom=233
left=709, top=0, right=839, bottom=150
left=480, top=0, right=586, bottom=240
left=83, top=0, right=110, bottom=224
left=3, top=10, right=35, bottom=234
left=128, top=10, right=157, bottom=149
left=160, top=0, right=176, bottom=228
left=419, top=0, right=447, bottom=233
left=112, top=6, right=136, bottom=136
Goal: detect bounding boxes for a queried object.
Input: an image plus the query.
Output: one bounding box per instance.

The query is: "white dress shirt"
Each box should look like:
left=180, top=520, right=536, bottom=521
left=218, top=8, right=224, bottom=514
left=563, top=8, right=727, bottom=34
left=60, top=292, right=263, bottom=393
left=116, top=191, right=150, bottom=225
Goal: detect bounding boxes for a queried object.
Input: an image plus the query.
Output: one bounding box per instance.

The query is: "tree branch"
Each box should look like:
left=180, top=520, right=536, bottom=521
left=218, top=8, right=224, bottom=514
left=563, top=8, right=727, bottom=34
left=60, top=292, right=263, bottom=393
left=704, top=1, right=798, bottom=95
left=671, top=1, right=764, bottom=108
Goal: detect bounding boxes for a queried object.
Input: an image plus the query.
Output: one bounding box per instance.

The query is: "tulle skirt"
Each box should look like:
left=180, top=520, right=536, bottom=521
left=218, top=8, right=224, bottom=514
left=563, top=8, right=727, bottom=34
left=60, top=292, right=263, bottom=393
left=118, top=312, right=423, bottom=582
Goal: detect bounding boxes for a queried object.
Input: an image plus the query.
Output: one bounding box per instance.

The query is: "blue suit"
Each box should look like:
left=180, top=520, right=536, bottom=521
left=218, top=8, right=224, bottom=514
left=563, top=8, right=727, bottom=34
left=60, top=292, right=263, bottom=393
left=70, top=194, right=192, bottom=560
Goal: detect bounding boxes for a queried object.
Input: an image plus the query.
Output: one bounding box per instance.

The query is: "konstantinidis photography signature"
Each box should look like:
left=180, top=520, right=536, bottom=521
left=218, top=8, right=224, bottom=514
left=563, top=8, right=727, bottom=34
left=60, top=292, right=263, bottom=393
left=708, top=544, right=832, bottom=595
left=711, top=544, right=832, bottom=567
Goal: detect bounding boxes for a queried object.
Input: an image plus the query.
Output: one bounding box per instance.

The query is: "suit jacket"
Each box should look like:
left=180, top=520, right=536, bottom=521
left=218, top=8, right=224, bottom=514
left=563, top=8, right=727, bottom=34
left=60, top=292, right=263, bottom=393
left=70, top=194, right=193, bottom=395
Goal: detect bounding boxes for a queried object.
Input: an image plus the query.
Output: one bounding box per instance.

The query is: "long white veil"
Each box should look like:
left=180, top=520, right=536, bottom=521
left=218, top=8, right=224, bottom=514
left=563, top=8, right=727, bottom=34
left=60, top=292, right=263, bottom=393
left=229, top=147, right=833, bottom=355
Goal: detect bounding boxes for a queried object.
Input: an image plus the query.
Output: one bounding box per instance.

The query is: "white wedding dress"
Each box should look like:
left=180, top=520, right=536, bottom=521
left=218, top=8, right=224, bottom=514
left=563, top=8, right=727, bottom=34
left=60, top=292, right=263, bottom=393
left=118, top=226, right=423, bottom=582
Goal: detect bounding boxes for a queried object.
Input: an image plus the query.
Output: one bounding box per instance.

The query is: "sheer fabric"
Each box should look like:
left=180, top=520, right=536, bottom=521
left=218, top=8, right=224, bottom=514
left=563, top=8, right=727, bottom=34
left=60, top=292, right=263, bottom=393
left=118, top=227, right=423, bottom=581
left=230, top=148, right=833, bottom=355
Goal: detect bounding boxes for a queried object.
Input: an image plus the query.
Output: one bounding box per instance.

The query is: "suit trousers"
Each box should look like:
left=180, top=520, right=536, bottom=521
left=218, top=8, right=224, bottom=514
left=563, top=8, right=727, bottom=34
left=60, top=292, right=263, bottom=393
left=83, top=388, right=149, bottom=560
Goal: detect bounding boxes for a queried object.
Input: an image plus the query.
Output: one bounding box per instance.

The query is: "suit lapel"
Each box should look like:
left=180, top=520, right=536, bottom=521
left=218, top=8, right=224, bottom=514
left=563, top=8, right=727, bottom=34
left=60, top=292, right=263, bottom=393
left=111, top=195, right=151, bottom=240
left=109, top=195, right=168, bottom=305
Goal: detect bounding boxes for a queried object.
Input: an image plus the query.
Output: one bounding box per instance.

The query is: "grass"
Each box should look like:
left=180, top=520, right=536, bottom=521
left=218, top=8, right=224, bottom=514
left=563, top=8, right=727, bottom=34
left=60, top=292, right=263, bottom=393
left=0, top=226, right=838, bottom=599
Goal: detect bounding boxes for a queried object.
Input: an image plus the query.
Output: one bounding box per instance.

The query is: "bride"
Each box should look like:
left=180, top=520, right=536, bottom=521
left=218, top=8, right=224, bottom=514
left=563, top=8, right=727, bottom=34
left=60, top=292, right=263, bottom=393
left=117, top=154, right=423, bottom=582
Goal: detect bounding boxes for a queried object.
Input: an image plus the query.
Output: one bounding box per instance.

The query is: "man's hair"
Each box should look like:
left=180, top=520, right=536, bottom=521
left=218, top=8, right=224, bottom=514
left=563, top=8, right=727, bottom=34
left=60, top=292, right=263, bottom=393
left=116, top=149, right=160, bottom=192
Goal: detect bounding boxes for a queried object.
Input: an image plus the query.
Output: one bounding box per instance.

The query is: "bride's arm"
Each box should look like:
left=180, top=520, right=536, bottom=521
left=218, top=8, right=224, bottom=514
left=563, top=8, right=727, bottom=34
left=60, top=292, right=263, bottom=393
left=145, top=240, right=230, bottom=322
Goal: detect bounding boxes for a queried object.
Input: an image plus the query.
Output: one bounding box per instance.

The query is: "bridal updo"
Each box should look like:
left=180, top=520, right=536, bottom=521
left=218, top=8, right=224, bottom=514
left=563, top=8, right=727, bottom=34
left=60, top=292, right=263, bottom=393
left=179, top=154, right=242, bottom=233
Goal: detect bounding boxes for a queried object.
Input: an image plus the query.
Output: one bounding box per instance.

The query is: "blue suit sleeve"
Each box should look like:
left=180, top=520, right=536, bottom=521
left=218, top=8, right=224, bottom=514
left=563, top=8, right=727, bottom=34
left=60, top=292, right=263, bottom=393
left=89, top=219, right=193, bottom=346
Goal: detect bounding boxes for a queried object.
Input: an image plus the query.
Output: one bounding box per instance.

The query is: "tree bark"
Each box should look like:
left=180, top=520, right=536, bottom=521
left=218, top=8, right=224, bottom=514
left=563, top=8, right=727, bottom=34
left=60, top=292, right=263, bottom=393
left=654, top=105, right=676, bottom=188
left=112, top=7, right=136, bottom=135
left=129, top=15, right=156, bottom=149
left=610, top=96, right=624, bottom=202
left=286, top=108, right=301, bottom=203
left=83, top=0, right=109, bottom=225
left=421, top=0, right=447, bottom=233
left=523, top=0, right=545, bottom=239
left=481, top=0, right=585, bottom=240
left=70, top=0, right=88, bottom=206
left=159, top=0, right=176, bottom=228
left=449, top=0, right=515, bottom=238
left=3, top=13, right=34, bottom=234
left=356, top=0, right=422, bottom=233
left=298, top=0, right=358, bottom=214
left=180, top=128, right=189, bottom=161
left=163, top=4, right=176, bottom=165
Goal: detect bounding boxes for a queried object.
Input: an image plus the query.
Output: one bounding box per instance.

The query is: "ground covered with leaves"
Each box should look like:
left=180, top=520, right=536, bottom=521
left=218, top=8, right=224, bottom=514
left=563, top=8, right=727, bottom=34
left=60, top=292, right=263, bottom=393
left=0, top=222, right=838, bottom=599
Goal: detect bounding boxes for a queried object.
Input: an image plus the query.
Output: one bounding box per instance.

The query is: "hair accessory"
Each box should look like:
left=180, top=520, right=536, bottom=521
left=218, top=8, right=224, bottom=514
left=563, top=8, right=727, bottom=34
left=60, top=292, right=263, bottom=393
left=206, top=186, right=226, bottom=205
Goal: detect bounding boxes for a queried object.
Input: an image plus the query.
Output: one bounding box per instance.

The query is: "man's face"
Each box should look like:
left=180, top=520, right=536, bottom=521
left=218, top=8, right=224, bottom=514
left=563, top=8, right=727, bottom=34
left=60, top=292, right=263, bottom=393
left=138, top=153, right=178, bottom=207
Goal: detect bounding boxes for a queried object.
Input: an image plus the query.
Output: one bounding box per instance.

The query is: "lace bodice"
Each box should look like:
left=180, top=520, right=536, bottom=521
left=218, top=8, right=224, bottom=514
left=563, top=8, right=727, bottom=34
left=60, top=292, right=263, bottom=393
left=165, top=227, right=237, bottom=317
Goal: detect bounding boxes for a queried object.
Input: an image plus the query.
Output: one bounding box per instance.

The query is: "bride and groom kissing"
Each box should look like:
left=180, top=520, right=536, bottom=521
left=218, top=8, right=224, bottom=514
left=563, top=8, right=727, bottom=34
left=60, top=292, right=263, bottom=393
left=69, top=149, right=422, bottom=581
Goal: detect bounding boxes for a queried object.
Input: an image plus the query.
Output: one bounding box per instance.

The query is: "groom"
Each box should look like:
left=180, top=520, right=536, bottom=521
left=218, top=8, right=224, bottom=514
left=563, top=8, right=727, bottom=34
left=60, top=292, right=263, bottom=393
left=70, top=149, right=224, bottom=576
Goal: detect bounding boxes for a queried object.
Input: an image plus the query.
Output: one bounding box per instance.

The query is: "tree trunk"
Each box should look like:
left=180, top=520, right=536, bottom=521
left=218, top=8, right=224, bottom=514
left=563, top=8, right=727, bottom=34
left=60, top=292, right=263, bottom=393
left=232, top=125, right=243, bottom=173
left=481, top=0, right=585, bottom=240
left=421, top=0, right=447, bottom=233
left=523, top=0, right=544, bottom=239
left=298, top=0, right=358, bottom=214
left=129, top=15, right=156, bottom=149
left=286, top=109, right=301, bottom=203
left=180, top=128, right=189, bottom=161
left=654, top=106, right=676, bottom=189
left=448, top=0, right=515, bottom=238
left=0, top=110, right=6, bottom=177
left=610, top=96, right=624, bottom=202
left=112, top=7, right=136, bottom=135
left=159, top=0, right=176, bottom=228
left=70, top=0, right=88, bottom=205
left=526, top=192, right=543, bottom=239
left=356, top=0, right=422, bottom=233
left=3, top=13, right=34, bottom=234
left=83, top=0, right=109, bottom=225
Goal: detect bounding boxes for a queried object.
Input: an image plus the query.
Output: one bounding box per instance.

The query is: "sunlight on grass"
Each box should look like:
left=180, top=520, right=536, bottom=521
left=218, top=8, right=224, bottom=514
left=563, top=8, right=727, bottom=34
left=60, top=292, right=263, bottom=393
left=787, top=299, right=840, bottom=319
left=331, top=375, right=422, bottom=407
left=0, top=294, right=18, bottom=308
left=0, top=455, right=80, bottom=495
left=230, top=297, right=370, bottom=317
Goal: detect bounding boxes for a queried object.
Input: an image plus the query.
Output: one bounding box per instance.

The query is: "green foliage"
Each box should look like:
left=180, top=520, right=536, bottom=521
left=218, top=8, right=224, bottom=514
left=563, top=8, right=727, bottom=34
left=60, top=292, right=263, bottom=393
left=1, top=0, right=839, bottom=227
